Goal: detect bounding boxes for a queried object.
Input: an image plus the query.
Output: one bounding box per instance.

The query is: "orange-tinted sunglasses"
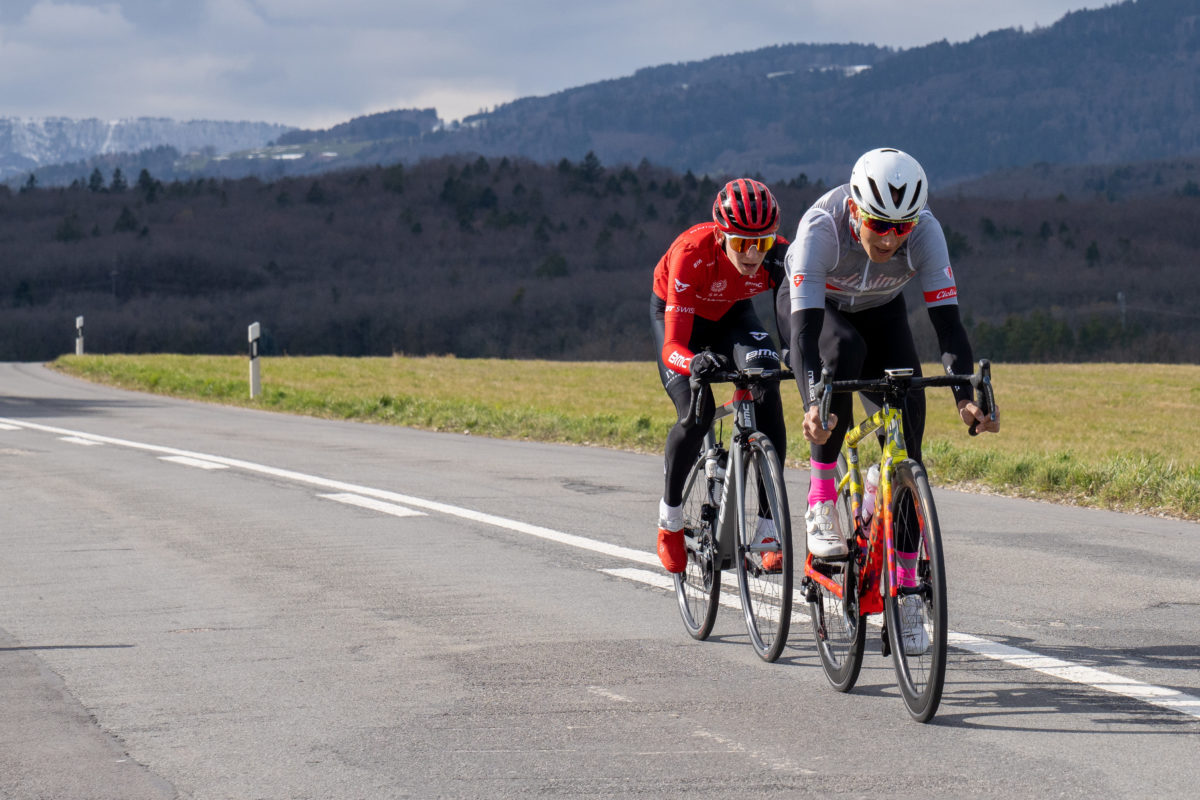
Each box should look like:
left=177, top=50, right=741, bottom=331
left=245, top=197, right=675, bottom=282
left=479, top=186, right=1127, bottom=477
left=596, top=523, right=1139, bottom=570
left=859, top=210, right=919, bottom=237
left=725, top=234, right=776, bottom=253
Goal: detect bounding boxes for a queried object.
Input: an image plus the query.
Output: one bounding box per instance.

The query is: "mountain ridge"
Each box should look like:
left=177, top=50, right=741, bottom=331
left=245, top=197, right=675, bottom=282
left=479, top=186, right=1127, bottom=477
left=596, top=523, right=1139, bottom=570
left=6, top=0, right=1197, bottom=187
left=0, top=116, right=293, bottom=181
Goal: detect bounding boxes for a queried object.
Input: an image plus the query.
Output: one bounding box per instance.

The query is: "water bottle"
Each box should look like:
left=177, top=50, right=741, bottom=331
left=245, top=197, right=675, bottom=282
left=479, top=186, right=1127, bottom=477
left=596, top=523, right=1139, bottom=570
left=704, top=448, right=726, bottom=482
left=862, top=464, right=880, bottom=523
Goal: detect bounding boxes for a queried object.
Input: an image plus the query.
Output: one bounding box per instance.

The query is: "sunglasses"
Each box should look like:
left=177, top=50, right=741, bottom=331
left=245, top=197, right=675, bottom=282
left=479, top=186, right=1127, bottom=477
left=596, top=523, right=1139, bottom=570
left=725, top=234, right=776, bottom=253
left=859, top=210, right=919, bottom=237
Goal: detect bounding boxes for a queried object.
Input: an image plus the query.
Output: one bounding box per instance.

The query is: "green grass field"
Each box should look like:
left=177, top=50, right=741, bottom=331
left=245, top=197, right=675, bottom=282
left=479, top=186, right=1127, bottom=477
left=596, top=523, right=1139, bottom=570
left=51, top=354, right=1200, bottom=520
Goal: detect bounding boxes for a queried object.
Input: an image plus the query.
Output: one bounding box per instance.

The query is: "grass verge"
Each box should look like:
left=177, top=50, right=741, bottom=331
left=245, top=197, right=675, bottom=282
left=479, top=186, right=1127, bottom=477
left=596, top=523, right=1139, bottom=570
left=50, top=354, right=1200, bottom=520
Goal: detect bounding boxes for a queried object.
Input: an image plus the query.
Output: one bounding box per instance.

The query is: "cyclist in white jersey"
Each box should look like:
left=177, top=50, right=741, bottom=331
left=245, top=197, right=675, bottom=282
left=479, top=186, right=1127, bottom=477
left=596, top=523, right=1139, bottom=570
left=778, top=148, right=1000, bottom=560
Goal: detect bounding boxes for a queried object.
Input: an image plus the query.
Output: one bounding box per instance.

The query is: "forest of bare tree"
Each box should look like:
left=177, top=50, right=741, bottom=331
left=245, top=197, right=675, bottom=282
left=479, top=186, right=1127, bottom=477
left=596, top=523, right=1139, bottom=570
left=2, top=153, right=1197, bottom=364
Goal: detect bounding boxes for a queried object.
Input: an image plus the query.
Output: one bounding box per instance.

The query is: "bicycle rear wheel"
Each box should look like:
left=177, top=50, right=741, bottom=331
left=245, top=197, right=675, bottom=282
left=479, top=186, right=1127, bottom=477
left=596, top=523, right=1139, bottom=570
left=674, top=454, right=722, bottom=640
left=809, top=453, right=866, bottom=690
left=883, top=459, right=947, bottom=722
left=735, top=433, right=793, bottom=662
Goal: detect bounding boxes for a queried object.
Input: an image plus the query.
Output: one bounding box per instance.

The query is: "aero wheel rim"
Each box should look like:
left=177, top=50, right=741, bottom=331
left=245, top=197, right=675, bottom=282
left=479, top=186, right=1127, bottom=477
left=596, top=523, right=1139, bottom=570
left=738, top=441, right=791, bottom=661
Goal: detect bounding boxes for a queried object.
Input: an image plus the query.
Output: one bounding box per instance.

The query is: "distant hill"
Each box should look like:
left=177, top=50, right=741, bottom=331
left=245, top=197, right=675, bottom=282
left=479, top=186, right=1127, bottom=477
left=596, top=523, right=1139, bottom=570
left=386, top=0, right=1198, bottom=183
left=946, top=155, right=1200, bottom=200
left=0, top=117, right=293, bottom=181
left=276, top=108, right=439, bottom=146
left=9, top=0, right=1198, bottom=190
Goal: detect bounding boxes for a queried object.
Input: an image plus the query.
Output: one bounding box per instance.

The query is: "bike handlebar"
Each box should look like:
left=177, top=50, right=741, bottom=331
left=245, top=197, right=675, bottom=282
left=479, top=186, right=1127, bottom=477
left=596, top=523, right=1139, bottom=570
left=681, top=364, right=794, bottom=430
left=817, top=359, right=996, bottom=436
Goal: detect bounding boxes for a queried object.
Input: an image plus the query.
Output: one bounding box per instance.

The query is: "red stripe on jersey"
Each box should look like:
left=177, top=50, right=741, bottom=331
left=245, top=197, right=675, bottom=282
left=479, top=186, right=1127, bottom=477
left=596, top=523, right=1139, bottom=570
left=924, top=287, right=958, bottom=303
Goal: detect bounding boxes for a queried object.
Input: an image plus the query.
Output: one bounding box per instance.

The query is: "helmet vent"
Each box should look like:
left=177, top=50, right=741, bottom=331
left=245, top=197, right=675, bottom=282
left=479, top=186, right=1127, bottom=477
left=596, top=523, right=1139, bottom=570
left=867, top=177, right=886, bottom=212
left=905, top=180, right=924, bottom=215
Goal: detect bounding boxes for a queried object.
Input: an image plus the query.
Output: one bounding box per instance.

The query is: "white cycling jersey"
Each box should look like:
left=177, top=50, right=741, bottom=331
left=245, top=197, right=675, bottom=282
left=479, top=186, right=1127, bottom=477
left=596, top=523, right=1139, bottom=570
left=786, top=184, right=959, bottom=313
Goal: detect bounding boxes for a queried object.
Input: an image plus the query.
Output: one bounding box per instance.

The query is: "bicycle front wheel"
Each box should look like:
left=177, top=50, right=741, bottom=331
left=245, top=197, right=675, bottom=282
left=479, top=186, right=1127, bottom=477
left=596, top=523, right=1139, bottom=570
left=674, top=454, right=722, bottom=640
left=883, top=459, right=948, bottom=723
left=809, top=452, right=866, bottom=690
left=735, top=433, right=793, bottom=662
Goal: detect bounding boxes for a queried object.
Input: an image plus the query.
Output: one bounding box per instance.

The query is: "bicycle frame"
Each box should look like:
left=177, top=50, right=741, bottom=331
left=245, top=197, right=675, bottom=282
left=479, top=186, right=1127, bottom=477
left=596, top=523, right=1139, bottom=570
left=674, top=363, right=796, bottom=660
left=818, top=397, right=910, bottom=615
left=702, top=384, right=764, bottom=569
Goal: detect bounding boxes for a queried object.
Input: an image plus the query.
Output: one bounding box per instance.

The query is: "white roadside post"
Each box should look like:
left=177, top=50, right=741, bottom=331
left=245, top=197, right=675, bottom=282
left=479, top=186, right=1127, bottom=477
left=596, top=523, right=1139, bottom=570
left=248, top=322, right=262, bottom=399
left=75, top=316, right=85, bottom=355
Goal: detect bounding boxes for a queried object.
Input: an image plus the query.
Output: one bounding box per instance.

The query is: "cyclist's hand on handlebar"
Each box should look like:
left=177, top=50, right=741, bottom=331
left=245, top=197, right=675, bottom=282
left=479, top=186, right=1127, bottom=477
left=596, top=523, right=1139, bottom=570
left=958, top=398, right=1000, bottom=434
left=688, top=351, right=729, bottom=381
left=802, top=404, right=837, bottom=444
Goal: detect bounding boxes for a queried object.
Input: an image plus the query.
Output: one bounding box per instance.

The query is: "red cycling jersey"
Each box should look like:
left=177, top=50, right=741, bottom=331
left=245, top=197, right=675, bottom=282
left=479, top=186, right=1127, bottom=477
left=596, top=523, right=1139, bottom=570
left=652, top=222, right=787, bottom=375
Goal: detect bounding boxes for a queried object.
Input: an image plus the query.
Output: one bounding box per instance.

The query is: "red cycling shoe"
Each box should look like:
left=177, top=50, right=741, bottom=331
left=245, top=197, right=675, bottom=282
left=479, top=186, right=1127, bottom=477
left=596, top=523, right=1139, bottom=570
left=657, top=527, right=686, bottom=573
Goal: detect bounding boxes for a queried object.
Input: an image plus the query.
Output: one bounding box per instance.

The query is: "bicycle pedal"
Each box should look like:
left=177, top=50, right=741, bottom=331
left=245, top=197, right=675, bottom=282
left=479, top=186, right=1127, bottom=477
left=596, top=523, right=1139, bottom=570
left=880, top=625, right=891, bottom=658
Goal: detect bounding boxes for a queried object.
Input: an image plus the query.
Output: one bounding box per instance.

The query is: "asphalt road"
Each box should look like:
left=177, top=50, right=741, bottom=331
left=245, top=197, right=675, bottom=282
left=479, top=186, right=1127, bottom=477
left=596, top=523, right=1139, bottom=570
left=2, top=362, right=1198, bottom=799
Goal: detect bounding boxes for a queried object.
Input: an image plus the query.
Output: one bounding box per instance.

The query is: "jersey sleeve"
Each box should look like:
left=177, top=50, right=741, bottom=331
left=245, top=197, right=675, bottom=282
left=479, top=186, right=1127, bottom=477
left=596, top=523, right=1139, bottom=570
left=661, top=246, right=701, bottom=375
left=786, top=209, right=839, bottom=313
left=909, top=212, right=959, bottom=308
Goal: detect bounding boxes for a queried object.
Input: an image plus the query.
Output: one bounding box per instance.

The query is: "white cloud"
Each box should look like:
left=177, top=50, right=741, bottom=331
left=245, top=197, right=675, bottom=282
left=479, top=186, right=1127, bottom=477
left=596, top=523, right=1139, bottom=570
left=202, top=0, right=267, bottom=33
left=0, top=0, right=1116, bottom=126
left=21, top=1, right=133, bottom=42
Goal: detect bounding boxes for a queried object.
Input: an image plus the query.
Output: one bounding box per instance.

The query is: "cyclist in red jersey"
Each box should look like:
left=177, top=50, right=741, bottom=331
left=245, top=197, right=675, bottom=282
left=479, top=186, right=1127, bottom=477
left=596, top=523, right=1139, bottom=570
left=651, top=178, right=790, bottom=573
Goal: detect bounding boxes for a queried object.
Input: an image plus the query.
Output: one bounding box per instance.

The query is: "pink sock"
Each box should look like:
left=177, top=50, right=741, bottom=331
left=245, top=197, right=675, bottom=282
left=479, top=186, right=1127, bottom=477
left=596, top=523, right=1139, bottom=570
left=897, top=550, right=919, bottom=588
left=807, top=459, right=837, bottom=505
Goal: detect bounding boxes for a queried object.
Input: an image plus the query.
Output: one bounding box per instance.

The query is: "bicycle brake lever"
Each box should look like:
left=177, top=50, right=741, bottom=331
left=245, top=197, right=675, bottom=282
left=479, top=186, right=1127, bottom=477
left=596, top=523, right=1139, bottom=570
left=968, top=359, right=994, bottom=436
left=817, top=367, right=833, bottom=430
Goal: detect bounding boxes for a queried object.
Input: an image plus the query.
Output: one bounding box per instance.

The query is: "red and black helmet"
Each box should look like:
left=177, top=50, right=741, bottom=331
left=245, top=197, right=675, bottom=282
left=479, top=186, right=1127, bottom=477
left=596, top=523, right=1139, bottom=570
left=712, top=178, right=780, bottom=236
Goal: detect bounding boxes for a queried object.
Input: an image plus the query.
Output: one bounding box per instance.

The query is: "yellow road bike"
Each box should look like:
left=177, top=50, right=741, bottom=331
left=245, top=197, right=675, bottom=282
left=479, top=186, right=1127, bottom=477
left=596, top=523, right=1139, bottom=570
left=804, top=361, right=995, bottom=722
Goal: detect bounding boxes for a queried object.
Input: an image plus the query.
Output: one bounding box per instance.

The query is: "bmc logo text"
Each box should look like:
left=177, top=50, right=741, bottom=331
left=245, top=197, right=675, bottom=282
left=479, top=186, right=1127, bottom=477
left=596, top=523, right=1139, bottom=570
left=668, top=351, right=689, bottom=369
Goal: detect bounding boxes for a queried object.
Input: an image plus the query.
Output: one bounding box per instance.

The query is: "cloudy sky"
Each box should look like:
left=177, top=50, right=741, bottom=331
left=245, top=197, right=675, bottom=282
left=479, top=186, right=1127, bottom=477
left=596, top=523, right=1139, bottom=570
left=0, top=1, right=1114, bottom=129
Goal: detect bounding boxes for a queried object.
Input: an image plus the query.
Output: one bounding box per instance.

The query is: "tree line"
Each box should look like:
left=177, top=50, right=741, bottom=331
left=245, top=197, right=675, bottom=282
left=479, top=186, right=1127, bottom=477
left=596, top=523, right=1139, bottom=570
left=1, top=152, right=1197, bottom=364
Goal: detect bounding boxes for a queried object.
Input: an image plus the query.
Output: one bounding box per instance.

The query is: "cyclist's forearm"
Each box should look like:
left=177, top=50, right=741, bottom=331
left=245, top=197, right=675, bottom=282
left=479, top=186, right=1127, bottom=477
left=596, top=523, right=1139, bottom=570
left=790, top=307, right=824, bottom=410
left=927, top=304, right=974, bottom=404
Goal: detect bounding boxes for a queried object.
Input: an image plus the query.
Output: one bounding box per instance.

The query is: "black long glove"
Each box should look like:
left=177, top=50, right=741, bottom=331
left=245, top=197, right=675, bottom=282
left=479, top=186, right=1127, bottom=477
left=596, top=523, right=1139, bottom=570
left=689, top=351, right=729, bottom=381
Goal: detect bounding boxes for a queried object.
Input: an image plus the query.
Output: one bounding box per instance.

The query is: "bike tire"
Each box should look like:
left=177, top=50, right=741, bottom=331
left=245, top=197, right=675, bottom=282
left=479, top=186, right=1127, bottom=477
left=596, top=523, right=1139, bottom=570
left=734, top=433, right=793, bottom=662
left=673, top=454, right=722, bottom=640
left=883, top=459, right=948, bottom=723
left=809, top=452, right=866, bottom=690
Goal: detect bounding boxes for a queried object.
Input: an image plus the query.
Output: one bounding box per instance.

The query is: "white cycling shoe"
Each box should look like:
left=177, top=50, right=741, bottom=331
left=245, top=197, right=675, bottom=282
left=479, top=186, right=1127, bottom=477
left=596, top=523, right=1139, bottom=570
left=805, top=500, right=848, bottom=559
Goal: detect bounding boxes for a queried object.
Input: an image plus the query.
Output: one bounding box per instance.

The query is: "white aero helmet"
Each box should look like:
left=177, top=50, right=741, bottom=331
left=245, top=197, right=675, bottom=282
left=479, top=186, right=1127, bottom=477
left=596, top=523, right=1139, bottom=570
left=849, top=148, right=928, bottom=221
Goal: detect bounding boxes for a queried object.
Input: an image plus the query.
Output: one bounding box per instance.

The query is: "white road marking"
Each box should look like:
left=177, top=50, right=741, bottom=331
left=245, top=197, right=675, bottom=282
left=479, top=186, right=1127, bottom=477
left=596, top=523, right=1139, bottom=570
left=160, top=455, right=230, bottom=470
left=59, top=436, right=103, bottom=446
left=318, top=492, right=425, bottom=518
left=602, top=567, right=806, bottom=625
left=0, top=423, right=20, bottom=431
left=587, top=686, right=634, bottom=704
left=949, top=632, right=1200, bottom=716
left=604, top=567, right=1200, bottom=719
left=4, top=414, right=1199, bottom=720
